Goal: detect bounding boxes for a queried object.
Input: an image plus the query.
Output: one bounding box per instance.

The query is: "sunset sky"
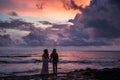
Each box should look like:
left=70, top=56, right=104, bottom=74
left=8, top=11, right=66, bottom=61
left=0, top=0, right=120, bottom=50
left=0, top=0, right=90, bottom=26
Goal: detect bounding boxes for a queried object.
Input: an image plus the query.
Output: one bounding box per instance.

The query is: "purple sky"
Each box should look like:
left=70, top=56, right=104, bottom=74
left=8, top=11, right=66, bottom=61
left=0, top=0, right=120, bottom=50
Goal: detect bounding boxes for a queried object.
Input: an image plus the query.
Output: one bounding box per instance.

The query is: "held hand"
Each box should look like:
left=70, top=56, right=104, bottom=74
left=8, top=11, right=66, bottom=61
left=49, top=59, right=51, bottom=62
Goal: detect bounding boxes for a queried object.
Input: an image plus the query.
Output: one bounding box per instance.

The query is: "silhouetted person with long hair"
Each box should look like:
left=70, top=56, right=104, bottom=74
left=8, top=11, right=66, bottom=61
left=50, top=48, right=59, bottom=73
left=41, top=49, right=49, bottom=74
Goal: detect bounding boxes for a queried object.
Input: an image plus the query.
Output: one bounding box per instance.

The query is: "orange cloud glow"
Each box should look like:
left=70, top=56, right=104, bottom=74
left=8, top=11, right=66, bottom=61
left=0, top=0, right=91, bottom=22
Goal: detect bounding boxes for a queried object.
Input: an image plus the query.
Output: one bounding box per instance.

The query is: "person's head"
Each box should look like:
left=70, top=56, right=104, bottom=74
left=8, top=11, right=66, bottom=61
left=52, top=48, right=56, bottom=53
left=44, top=49, right=48, bottom=54
left=43, top=49, right=48, bottom=58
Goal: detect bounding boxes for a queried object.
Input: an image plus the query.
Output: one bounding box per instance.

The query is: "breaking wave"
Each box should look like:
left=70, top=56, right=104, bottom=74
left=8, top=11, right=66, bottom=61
left=0, top=59, right=119, bottom=64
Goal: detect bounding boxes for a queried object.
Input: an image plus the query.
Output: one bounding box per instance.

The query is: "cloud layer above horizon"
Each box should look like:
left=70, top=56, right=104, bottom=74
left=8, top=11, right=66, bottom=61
left=0, top=0, right=120, bottom=49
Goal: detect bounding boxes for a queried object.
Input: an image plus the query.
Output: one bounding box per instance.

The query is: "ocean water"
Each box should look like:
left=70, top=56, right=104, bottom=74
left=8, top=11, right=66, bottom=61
left=0, top=47, right=120, bottom=76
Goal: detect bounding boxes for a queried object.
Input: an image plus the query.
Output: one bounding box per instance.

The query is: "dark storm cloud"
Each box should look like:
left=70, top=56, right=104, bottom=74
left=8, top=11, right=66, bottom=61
left=59, top=38, right=110, bottom=46
left=38, top=21, right=52, bottom=25
left=0, top=34, right=12, bottom=46
left=2, top=0, right=120, bottom=46
left=0, top=19, right=35, bottom=31
left=68, top=19, right=74, bottom=23
left=58, top=0, right=118, bottom=46
left=58, top=23, right=111, bottom=46
left=86, top=19, right=120, bottom=39
left=70, top=0, right=83, bottom=10
left=38, top=21, right=69, bottom=28
left=8, top=11, right=19, bottom=16
left=109, top=0, right=120, bottom=9
left=36, top=1, right=45, bottom=10
left=61, top=0, right=83, bottom=10
left=58, top=0, right=120, bottom=46
left=56, top=13, right=111, bottom=46
left=61, top=0, right=71, bottom=10
left=23, top=28, right=48, bottom=46
left=51, top=24, right=69, bottom=29
left=71, top=0, right=120, bottom=39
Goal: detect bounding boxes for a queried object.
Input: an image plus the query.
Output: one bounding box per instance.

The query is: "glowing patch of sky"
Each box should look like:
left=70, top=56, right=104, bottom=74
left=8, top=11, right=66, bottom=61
left=0, top=0, right=91, bottom=24
left=0, top=29, right=30, bottom=40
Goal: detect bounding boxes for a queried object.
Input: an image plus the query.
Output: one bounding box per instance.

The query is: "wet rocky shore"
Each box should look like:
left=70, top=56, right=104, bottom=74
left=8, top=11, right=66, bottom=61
left=0, top=68, right=120, bottom=80
left=67, top=68, right=120, bottom=80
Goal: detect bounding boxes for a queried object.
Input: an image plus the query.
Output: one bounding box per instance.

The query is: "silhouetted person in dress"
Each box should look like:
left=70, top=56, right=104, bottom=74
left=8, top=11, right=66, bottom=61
left=41, top=49, right=49, bottom=74
left=50, top=48, right=59, bottom=73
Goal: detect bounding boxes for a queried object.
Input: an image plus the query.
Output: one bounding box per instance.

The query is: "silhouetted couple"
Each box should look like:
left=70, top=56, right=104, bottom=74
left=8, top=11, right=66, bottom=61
left=41, top=48, right=59, bottom=74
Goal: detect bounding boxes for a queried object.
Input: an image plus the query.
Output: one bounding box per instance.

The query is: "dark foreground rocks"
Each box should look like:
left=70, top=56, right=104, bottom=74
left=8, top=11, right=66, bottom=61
left=0, top=68, right=120, bottom=80
left=67, top=68, right=120, bottom=80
